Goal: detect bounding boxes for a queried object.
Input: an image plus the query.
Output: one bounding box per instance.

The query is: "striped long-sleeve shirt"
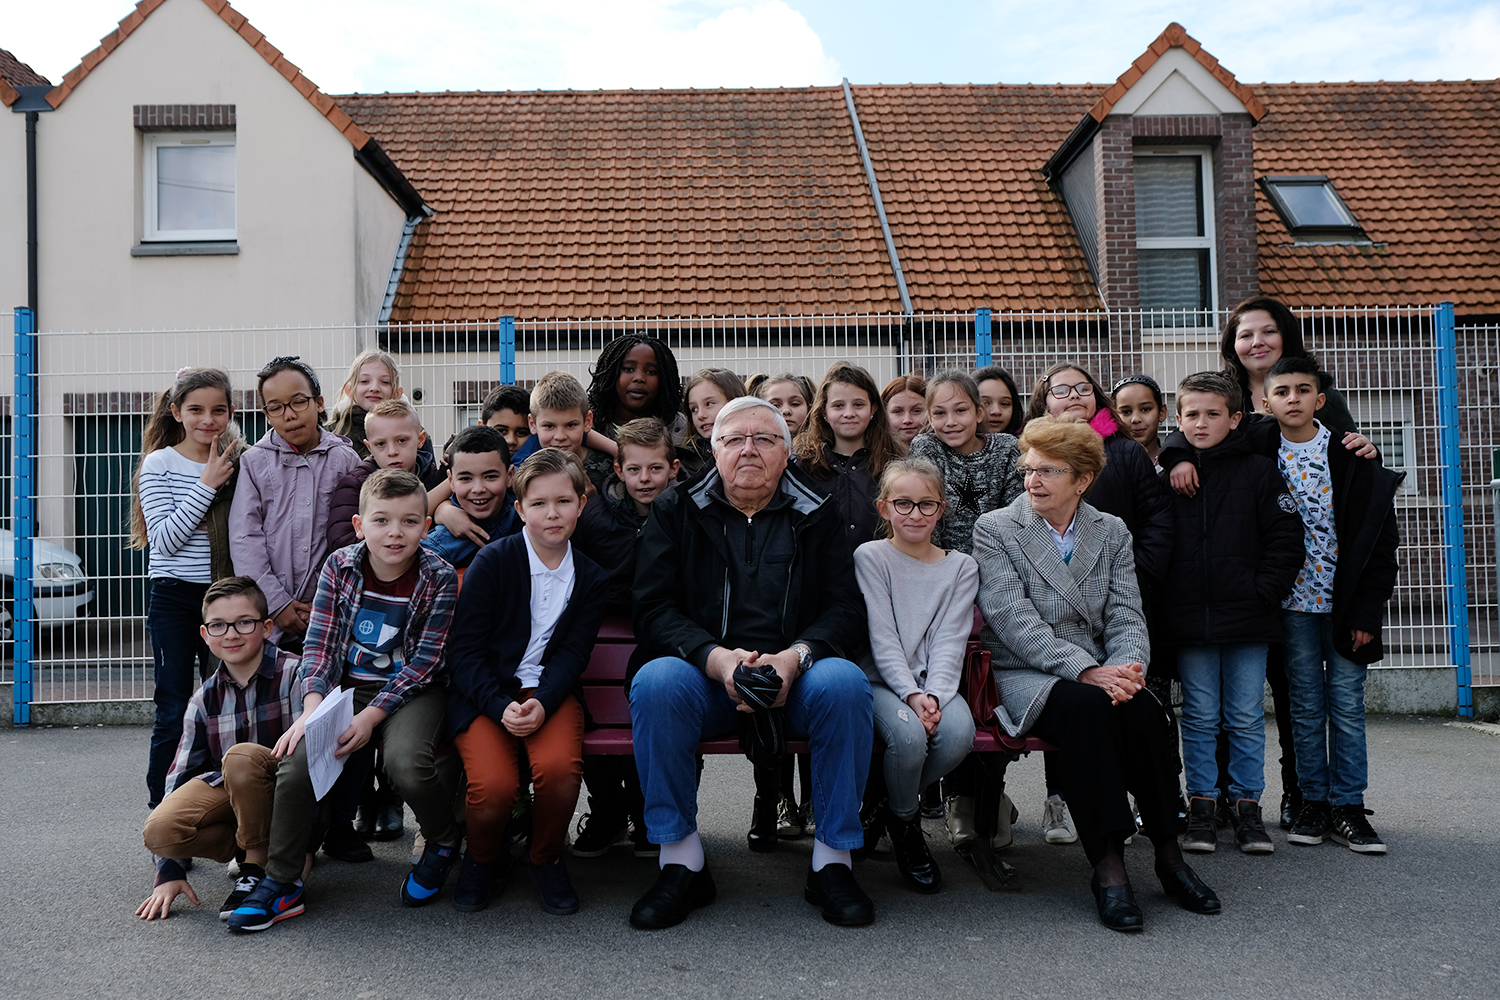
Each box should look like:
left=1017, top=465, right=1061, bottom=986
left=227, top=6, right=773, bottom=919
left=138, top=446, right=217, bottom=582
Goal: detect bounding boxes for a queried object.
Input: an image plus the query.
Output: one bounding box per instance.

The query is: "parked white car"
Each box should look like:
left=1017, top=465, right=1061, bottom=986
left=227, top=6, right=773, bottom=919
left=0, top=530, right=95, bottom=622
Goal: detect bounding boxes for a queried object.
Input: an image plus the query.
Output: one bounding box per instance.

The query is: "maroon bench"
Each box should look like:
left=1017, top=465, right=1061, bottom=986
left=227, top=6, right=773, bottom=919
left=579, top=612, right=1054, bottom=757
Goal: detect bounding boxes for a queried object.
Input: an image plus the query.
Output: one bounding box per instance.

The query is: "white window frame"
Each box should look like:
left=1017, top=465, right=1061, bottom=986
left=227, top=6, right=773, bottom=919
left=1135, top=146, right=1218, bottom=329
left=1343, top=390, right=1419, bottom=496
left=143, top=131, right=237, bottom=242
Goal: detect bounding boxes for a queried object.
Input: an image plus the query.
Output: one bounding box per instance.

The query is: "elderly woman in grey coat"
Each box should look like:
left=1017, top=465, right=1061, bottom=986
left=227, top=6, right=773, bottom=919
left=972, top=416, right=1220, bottom=932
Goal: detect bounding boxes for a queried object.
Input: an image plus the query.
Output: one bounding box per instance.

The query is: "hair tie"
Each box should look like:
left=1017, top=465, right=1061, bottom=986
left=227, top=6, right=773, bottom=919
left=176, top=366, right=193, bottom=380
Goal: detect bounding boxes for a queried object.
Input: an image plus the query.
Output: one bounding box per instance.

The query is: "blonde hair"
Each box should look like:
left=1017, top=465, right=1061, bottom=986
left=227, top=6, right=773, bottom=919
left=512, top=447, right=588, bottom=499
left=365, top=398, right=424, bottom=432
left=358, top=468, right=427, bottom=516
left=615, top=417, right=673, bottom=460
left=530, top=372, right=590, bottom=416
left=328, top=349, right=402, bottom=437
left=1016, top=415, right=1107, bottom=480
left=873, top=456, right=944, bottom=540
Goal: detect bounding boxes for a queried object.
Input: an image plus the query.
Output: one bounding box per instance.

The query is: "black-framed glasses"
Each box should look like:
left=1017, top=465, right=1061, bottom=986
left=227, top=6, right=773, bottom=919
left=1047, top=381, right=1095, bottom=399
left=204, top=618, right=266, bottom=636
left=716, top=433, right=783, bottom=452
left=889, top=498, right=941, bottom=516
left=263, top=394, right=313, bottom=417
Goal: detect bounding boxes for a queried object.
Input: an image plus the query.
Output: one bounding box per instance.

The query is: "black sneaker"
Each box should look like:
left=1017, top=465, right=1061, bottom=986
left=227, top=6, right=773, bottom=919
left=1279, top=790, right=1303, bottom=831
left=1181, top=796, right=1218, bottom=853
left=1330, top=804, right=1388, bottom=854
left=1231, top=799, right=1275, bottom=854
left=401, top=841, right=458, bottom=907
left=322, top=822, right=374, bottom=863
left=919, top=784, right=945, bottom=820
left=219, top=864, right=264, bottom=920
left=1288, top=800, right=1332, bottom=846
left=452, top=853, right=500, bottom=912
left=226, top=875, right=304, bottom=932
left=570, top=812, right=629, bottom=858
left=629, top=822, right=660, bottom=858
left=531, top=858, right=580, bottom=915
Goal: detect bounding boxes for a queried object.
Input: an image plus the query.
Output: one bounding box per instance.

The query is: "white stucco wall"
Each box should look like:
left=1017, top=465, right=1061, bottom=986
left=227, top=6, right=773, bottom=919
left=36, top=0, right=407, bottom=333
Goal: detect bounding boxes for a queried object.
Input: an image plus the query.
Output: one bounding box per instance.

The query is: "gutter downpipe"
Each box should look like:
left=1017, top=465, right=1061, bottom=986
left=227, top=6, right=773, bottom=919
left=841, top=79, right=916, bottom=373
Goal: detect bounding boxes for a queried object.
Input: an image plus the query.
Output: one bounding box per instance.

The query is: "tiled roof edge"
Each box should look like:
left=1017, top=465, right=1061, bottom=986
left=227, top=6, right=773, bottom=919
left=1087, top=22, right=1267, bottom=123
left=42, top=0, right=371, bottom=148
left=0, top=77, right=18, bottom=108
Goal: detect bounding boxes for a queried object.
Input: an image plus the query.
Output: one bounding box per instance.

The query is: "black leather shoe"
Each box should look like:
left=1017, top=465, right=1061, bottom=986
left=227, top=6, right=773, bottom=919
left=373, top=800, right=404, bottom=841
left=887, top=812, right=942, bottom=894
left=804, top=864, right=875, bottom=926
left=452, top=853, right=501, bottom=913
left=1279, top=790, right=1302, bottom=831
left=353, top=803, right=376, bottom=840
left=629, top=864, right=717, bottom=929
left=747, top=793, right=779, bottom=853
left=1155, top=862, right=1221, bottom=915
left=1091, top=874, right=1144, bottom=932
left=322, top=822, right=374, bottom=863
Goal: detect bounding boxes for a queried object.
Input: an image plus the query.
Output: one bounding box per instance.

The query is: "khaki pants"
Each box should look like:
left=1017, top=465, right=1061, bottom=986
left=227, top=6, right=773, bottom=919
left=143, top=743, right=278, bottom=862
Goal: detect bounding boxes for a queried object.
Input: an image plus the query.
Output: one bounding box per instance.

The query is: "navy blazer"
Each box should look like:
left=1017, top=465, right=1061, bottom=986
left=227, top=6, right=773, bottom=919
left=444, top=530, right=609, bottom=739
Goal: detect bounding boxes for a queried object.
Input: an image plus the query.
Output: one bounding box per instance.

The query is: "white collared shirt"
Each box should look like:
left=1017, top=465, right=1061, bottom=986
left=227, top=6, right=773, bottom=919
left=1047, top=513, right=1078, bottom=563
left=517, top=529, right=576, bottom=689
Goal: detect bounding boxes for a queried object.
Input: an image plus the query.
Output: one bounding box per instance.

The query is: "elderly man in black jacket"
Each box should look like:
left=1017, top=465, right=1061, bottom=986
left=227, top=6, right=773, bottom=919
left=626, top=395, right=874, bottom=930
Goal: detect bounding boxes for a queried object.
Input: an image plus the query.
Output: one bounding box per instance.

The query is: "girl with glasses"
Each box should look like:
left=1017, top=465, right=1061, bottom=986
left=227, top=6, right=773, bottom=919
left=230, top=357, right=360, bottom=653
left=855, top=457, right=979, bottom=893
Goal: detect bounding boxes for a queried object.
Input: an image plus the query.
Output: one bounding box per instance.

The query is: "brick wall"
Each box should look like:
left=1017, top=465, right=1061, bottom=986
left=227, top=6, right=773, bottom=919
left=133, top=105, right=236, bottom=130
left=1213, top=114, right=1259, bottom=307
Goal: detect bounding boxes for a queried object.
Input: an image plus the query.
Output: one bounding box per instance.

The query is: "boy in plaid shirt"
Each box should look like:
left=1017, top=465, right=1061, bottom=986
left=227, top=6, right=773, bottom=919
left=228, top=469, right=460, bottom=932
left=138, top=577, right=299, bottom=921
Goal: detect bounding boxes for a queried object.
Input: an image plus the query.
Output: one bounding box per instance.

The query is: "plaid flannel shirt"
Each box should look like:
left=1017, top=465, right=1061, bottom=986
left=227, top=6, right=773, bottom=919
left=164, top=644, right=300, bottom=795
left=300, top=542, right=459, bottom=714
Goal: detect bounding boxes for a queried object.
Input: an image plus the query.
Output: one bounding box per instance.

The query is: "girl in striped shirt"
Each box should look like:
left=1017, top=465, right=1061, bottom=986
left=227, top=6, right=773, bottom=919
left=130, top=367, right=243, bottom=808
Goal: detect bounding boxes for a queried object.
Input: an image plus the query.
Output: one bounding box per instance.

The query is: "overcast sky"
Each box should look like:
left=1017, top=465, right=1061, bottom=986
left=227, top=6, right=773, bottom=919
left=4, top=0, right=1497, bottom=94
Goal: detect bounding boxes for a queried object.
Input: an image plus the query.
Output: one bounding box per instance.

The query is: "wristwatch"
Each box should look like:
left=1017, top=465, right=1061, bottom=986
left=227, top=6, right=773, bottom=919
left=791, top=642, right=813, bottom=677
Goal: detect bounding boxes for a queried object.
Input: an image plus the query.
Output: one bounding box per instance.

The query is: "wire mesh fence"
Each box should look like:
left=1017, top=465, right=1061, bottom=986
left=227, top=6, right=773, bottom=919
left=3, top=305, right=1487, bottom=708
left=1456, top=320, right=1499, bottom=685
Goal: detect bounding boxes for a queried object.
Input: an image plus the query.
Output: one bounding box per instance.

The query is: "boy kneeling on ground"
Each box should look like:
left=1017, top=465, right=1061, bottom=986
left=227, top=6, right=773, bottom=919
left=138, top=577, right=299, bottom=921
left=228, top=469, right=460, bottom=932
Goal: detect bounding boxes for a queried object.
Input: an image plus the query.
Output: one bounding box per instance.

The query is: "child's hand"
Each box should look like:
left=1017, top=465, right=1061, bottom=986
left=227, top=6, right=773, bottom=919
left=434, top=502, right=489, bottom=546
left=136, top=879, right=198, bottom=920
left=1351, top=629, right=1374, bottom=652
left=906, top=692, right=941, bottom=736
left=200, top=433, right=236, bottom=489
left=1341, top=432, right=1378, bottom=459
left=1169, top=461, right=1198, bottom=496
left=274, top=713, right=309, bottom=758
left=335, top=707, right=385, bottom=759
left=503, top=698, right=547, bottom=737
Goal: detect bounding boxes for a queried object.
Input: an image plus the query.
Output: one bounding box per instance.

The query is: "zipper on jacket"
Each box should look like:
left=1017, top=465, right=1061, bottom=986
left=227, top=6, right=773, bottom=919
left=1198, top=450, right=1211, bottom=641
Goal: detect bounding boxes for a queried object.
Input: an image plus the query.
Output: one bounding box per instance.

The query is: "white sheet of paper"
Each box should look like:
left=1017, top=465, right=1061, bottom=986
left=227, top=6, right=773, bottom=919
left=303, top=686, right=356, bottom=801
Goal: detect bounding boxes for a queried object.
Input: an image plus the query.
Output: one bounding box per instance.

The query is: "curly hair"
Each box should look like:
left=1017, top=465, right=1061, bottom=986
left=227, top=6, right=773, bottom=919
left=586, top=334, right=682, bottom=428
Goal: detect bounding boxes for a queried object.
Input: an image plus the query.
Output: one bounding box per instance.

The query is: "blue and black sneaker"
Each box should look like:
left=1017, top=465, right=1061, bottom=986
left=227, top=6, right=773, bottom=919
left=226, top=875, right=304, bottom=933
left=401, top=841, right=458, bottom=907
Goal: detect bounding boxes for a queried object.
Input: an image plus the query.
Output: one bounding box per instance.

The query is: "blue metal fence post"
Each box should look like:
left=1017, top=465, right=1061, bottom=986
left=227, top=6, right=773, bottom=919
left=499, top=315, right=516, bottom=385
left=974, top=308, right=992, bottom=369
left=1435, top=302, right=1472, bottom=717
left=13, top=308, right=35, bottom=726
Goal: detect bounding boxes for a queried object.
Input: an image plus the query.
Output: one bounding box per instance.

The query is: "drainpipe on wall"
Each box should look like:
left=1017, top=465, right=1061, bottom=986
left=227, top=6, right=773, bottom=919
left=11, top=85, right=53, bottom=324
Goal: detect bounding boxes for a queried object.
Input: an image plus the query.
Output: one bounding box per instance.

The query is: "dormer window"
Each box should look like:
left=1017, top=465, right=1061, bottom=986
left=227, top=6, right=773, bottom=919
left=1135, top=148, right=1216, bottom=326
left=1260, top=176, right=1366, bottom=242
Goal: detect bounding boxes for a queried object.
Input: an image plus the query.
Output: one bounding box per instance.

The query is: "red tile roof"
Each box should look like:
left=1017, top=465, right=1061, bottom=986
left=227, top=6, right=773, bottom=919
left=1089, top=23, right=1266, bottom=123
left=337, top=88, right=905, bottom=322
left=1255, top=81, right=1500, bottom=312
left=44, top=0, right=370, bottom=148
left=0, top=46, right=50, bottom=108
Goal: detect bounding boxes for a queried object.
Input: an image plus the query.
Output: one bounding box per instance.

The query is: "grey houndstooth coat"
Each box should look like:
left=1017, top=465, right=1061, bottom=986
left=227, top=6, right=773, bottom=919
left=973, top=495, right=1151, bottom=737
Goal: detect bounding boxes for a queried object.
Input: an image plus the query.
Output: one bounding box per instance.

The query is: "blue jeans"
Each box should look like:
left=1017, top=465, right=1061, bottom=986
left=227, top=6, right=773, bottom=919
left=871, top=682, right=974, bottom=820
left=1178, top=643, right=1268, bottom=802
left=630, top=656, right=872, bottom=850
left=1283, top=611, right=1369, bottom=807
left=146, top=579, right=215, bottom=807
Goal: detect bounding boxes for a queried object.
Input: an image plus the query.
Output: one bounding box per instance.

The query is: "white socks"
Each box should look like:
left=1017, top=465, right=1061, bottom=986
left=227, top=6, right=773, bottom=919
left=811, top=840, right=851, bottom=872
left=659, top=831, right=704, bottom=872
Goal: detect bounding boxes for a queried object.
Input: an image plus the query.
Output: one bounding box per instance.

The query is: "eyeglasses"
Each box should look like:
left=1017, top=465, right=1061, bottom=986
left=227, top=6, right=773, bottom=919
left=1047, top=381, right=1095, bottom=399
left=716, top=433, right=784, bottom=452
left=204, top=618, right=266, bottom=636
left=1018, top=465, right=1074, bottom=480
left=889, top=498, right=942, bottom=516
left=263, top=394, right=313, bottom=417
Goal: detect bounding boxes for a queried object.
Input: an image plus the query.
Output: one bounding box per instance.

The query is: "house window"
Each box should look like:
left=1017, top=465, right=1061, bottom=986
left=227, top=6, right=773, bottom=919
left=1260, top=176, right=1366, bottom=242
left=1135, top=149, right=1216, bottom=327
left=143, top=132, right=236, bottom=242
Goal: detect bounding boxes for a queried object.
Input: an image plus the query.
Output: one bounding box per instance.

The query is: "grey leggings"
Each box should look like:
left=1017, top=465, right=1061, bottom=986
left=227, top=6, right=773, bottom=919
left=872, top=682, right=975, bottom=820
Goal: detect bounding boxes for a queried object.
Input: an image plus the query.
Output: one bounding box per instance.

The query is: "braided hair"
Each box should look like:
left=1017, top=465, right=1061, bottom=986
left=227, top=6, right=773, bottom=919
left=586, top=334, right=682, bottom=428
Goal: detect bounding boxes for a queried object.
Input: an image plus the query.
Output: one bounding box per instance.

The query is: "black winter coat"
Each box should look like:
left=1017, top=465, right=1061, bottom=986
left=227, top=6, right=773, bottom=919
left=572, top=472, right=646, bottom=615
left=1319, top=440, right=1404, bottom=664
left=794, top=445, right=881, bottom=548
left=1086, top=431, right=1174, bottom=592
left=1158, top=428, right=1305, bottom=646
left=631, top=463, right=867, bottom=684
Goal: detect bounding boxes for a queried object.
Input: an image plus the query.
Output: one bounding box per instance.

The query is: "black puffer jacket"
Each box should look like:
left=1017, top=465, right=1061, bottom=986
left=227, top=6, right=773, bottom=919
left=1086, top=430, right=1174, bottom=592
left=1323, top=440, right=1404, bottom=664
left=632, top=462, right=867, bottom=684
left=572, top=471, right=646, bottom=615
left=1158, top=427, right=1305, bottom=646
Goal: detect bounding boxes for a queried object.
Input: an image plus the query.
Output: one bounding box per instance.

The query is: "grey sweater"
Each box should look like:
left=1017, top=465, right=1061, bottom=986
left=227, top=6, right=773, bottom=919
left=854, top=539, right=980, bottom=707
left=908, top=431, right=1023, bottom=554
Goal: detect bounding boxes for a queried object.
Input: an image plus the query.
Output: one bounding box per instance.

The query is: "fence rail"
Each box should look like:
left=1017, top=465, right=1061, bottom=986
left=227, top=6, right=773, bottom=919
left=5, top=304, right=1490, bottom=720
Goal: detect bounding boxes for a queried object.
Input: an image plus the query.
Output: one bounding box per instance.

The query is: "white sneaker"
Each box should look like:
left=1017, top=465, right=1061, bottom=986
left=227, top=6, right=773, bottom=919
left=1042, top=794, right=1079, bottom=845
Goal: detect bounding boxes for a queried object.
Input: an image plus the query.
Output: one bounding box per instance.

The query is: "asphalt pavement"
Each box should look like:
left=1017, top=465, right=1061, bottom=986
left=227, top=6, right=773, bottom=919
left=2, top=715, right=1497, bottom=1000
